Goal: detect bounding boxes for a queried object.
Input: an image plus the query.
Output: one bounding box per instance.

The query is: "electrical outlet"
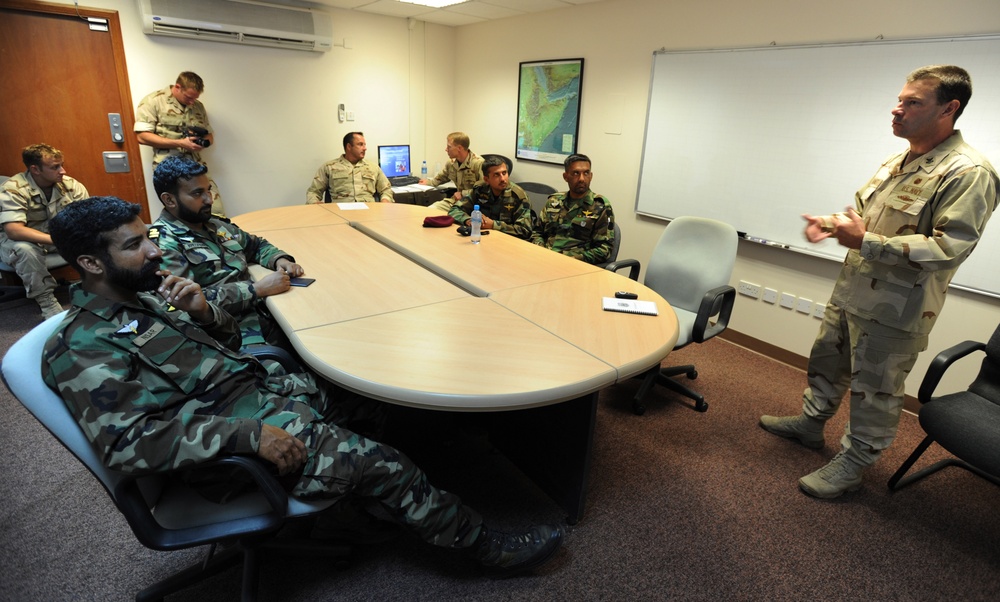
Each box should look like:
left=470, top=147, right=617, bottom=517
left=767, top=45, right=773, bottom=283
left=779, top=292, right=796, bottom=309
left=762, top=287, right=778, bottom=304
left=812, top=302, right=826, bottom=319
left=738, top=280, right=761, bottom=299
left=796, top=297, right=813, bottom=314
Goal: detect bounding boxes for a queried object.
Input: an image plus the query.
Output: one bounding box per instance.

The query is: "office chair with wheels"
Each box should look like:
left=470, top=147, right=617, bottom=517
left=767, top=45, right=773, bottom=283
left=601, top=223, right=641, bottom=280
left=625, top=216, right=737, bottom=415
left=888, top=321, right=1000, bottom=491
left=1, top=313, right=350, bottom=602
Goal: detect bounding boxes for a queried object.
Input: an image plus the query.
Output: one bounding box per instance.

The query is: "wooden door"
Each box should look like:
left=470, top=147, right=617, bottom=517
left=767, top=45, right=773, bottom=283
left=0, top=1, right=150, bottom=222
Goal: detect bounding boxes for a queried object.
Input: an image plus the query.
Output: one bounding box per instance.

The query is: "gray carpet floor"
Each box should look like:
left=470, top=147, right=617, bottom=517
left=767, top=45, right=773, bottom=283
left=1, top=296, right=998, bottom=601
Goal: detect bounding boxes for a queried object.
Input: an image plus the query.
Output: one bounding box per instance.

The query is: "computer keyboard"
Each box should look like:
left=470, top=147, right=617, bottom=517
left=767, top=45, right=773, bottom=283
left=389, top=176, right=420, bottom=187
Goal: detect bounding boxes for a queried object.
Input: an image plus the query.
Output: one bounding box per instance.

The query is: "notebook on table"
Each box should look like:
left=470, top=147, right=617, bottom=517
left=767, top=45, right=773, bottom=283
left=602, top=297, right=658, bottom=316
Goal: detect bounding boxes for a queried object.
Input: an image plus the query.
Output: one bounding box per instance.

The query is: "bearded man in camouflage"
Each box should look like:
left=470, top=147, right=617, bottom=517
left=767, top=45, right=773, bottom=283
left=41, top=196, right=563, bottom=574
left=531, top=154, right=614, bottom=264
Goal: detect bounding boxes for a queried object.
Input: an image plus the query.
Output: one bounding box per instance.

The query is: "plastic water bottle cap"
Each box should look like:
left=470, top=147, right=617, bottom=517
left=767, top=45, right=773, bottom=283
left=473, top=205, right=479, bottom=211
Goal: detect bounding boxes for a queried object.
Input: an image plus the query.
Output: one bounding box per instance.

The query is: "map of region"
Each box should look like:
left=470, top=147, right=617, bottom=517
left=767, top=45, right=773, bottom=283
left=516, top=60, right=582, bottom=164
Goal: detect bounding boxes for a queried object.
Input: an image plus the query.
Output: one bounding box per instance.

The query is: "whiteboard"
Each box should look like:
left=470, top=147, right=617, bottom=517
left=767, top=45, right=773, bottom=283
left=635, top=36, right=1000, bottom=297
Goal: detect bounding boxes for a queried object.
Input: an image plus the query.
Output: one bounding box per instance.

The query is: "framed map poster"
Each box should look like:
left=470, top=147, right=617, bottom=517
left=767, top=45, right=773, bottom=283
left=515, top=58, right=584, bottom=165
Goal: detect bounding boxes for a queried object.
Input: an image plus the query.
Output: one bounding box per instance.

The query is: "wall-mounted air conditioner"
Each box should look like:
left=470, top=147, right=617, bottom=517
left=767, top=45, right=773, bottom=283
left=138, top=0, right=333, bottom=53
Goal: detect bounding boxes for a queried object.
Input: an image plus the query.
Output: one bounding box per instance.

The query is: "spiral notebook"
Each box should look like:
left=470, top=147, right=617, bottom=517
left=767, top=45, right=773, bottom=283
left=602, top=297, right=658, bottom=316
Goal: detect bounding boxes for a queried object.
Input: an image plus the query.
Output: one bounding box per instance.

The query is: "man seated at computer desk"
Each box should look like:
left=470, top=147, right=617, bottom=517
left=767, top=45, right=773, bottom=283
left=448, top=155, right=533, bottom=240
left=306, top=132, right=394, bottom=204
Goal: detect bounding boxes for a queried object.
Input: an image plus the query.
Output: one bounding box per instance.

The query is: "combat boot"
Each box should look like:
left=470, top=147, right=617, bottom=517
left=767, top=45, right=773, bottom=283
left=758, top=414, right=825, bottom=449
left=472, top=524, right=563, bottom=573
left=35, top=292, right=63, bottom=320
left=798, top=451, right=865, bottom=498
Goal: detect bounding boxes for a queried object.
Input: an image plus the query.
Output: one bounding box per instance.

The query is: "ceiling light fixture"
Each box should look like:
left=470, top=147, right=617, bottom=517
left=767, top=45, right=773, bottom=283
left=399, top=0, right=469, bottom=8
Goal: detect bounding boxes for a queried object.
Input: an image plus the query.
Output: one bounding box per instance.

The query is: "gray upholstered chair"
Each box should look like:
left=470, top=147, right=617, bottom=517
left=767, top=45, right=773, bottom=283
left=1, top=313, right=349, bottom=601
left=888, top=322, right=1000, bottom=491
left=624, top=216, right=738, bottom=415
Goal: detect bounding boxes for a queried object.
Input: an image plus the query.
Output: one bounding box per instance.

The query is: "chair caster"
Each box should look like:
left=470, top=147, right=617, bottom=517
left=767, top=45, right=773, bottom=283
left=695, top=400, right=708, bottom=412
left=632, top=401, right=646, bottom=416
left=687, top=370, right=698, bottom=380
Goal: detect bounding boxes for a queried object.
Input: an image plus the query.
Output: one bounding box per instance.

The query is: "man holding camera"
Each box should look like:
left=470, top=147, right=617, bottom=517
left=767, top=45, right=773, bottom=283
left=135, top=71, right=227, bottom=217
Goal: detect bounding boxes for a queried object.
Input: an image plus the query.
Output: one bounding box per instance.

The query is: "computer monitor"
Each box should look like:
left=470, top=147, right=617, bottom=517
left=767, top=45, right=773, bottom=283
left=378, top=145, right=411, bottom=178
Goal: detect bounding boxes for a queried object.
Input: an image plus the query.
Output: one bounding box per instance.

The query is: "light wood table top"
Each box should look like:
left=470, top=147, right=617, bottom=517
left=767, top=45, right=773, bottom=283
left=230, top=204, right=347, bottom=233
left=234, top=203, right=678, bottom=409
left=247, top=223, right=468, bottom=331
left=489, top=270, right=679, bottom=381
left=293, top=296, right=617, bottom=410
left=356, top=218, right=601, bottom=297
left=322, top=201, right=439, bottom=223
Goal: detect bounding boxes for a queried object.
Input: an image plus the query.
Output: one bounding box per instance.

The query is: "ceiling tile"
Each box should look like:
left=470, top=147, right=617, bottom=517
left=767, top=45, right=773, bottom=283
left=444, top=1, right=525, bottom=19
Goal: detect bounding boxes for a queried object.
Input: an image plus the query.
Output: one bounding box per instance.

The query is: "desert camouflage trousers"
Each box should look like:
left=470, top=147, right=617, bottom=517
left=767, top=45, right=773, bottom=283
left=801, top=303, right=927, bottom=466
left=257, top=377, right=483, bottom=549
left=0, top=239, right=59, bottom=298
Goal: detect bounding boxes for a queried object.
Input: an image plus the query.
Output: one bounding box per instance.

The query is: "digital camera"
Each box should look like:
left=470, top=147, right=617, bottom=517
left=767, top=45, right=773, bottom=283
left=187, top=126, right=212, bottom=148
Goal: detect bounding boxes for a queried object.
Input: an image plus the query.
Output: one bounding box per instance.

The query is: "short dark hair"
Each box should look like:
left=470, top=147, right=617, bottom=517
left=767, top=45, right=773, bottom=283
left=343, top=131, right=364, bottom=150
left=49, top=196, right=142, bottom=272
left=22, top=143, right=62, bottom=169
left=907, top=65, right=973, bottom=121
left=564, top=153, right=591, bottom=171
left=176, top=71, right=204, bottom=92
left=153, top=156, right=208, bottom=199
left=482, top=155, right=507, bottom=177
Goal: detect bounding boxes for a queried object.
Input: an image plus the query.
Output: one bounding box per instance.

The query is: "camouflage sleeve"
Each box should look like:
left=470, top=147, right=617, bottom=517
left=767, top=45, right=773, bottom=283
left=232, top=225, right=289, bottom=271
left=66, top=177, right=90, bottom=202
left=860, top=166, right=997, bottom=272
left=0, top=179, right=30, bottom=225
left=427, top=166, right=449, bottom=187
left=530, top=197, right=555, bottom=247
left=155, top=234, right=257, bottom=321
left=42, top=319, right=258, bottom=474
left=375, top=169, right=394, bottom=203
left=133, top=93, right=157, bottom=133
left=306, top=164, right=328, bottom=204
left=570, top=203, right=614, bottom=264
left=449, top=195, right=473, bottom=224
left=493, top=197, right=534, bottom=240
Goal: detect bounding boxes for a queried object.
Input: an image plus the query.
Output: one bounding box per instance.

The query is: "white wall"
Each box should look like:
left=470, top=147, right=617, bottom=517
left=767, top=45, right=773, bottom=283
left=53, top=0, right=1000, bottom=396
left=453, top=0, right=1000, bottom=397
left=50, top=0, right=456, bottom=215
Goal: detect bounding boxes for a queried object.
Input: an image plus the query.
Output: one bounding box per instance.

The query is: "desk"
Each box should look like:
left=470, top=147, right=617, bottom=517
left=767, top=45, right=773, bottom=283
left=235, top=203, right=678, bottom=522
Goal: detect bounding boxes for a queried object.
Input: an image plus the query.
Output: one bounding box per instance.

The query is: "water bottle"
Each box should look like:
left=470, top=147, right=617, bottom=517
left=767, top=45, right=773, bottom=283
left=421, top=160, right=428, bottom=178
left=470, top=204, right=482, bottom=244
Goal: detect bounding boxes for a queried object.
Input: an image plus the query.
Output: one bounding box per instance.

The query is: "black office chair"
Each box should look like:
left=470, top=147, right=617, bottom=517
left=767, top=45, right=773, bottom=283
left=888, top=321, right=1000, bottom=491
left=516, top=181, right=557, bottom=213
left=623, top=216, right=738, bottom=415
left=1, top=313, right=350, bottom=601
left=482, top=154, right=513, bottom=177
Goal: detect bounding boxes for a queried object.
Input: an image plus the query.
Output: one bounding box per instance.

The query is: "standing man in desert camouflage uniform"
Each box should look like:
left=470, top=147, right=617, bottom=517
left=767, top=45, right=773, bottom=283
left=42, top=196, right=563, bottom=574
left=306, top=132, right=394, bottom=204
left=760, top=65, right=999, bottom=498
left=531, top=154, right=614, bottom=264
left=135, top=71, right=227, bottom=217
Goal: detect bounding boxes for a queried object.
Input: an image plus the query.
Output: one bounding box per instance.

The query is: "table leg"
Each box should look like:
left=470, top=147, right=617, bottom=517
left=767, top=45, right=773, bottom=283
left=484, top=393, right=598, bottom=525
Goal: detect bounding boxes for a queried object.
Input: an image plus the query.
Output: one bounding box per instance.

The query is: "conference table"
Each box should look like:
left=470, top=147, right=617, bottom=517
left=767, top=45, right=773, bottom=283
left=232, top=202, right=679, bottom=523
